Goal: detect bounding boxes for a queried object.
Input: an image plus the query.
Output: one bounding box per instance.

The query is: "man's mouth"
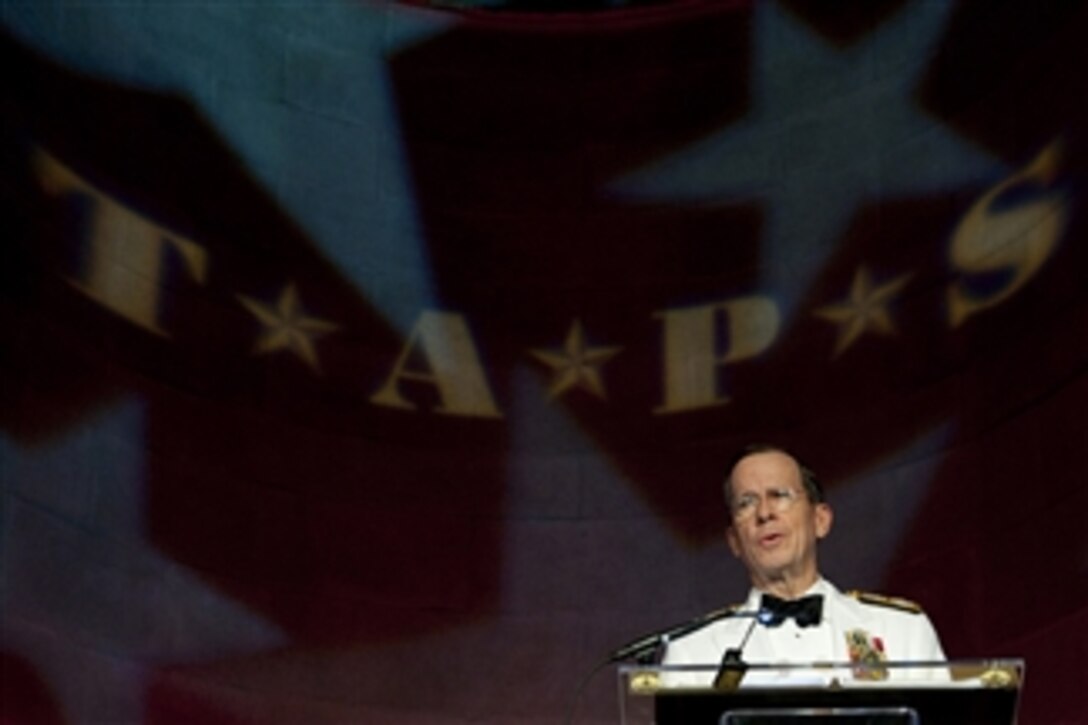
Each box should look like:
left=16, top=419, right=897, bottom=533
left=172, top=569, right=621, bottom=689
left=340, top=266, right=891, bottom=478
left=759, top=533, right=784, bottom=547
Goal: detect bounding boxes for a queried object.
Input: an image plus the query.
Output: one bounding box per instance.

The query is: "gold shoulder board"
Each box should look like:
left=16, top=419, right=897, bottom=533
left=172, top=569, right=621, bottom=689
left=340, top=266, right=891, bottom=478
left=847, top=590, right=922, bottom=614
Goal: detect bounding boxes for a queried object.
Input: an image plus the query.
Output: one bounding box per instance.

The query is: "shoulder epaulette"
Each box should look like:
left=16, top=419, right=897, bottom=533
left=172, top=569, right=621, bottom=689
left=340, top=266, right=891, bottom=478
left=847, top=590, right=923, bottom=614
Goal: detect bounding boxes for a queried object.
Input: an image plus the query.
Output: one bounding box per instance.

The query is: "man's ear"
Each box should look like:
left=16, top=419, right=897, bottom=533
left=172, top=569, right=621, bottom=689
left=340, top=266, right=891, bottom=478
left=814, top=503, right=833, bottom=540
left=726, top=525, right=741, bottom=556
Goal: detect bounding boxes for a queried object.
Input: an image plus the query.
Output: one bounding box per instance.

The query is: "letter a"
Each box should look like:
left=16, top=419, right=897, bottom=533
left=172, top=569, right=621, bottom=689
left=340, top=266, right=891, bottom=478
left=371, top=310, right=502, bottom=418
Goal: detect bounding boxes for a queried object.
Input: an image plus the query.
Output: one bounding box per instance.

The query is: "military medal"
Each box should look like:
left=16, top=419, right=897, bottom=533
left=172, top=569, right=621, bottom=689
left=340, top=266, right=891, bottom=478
left=845, top=629, right=888, bottom=681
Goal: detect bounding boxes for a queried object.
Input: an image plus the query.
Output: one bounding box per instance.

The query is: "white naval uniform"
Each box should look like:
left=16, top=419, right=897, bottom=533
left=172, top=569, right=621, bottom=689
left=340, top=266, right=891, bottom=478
left=660, top=578, right=946, bottom=688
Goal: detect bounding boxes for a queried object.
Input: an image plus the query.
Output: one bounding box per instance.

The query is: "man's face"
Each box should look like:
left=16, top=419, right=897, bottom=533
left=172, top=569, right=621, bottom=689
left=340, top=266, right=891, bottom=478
left=725, top=450, right=832, bottom=592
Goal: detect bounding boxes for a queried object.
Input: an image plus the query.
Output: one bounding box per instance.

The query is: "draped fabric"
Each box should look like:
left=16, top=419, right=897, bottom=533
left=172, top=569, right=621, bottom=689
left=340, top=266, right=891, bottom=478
left=1, top=1, right=1085, bottom=722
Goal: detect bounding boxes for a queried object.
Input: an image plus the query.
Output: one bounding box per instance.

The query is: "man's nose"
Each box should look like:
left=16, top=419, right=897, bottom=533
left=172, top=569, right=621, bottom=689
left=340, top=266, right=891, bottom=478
left=755, top=495, right=776, bottom=521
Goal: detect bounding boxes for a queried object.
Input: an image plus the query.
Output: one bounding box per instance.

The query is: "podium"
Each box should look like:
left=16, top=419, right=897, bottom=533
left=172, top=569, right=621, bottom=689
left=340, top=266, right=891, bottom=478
left=618, top=660, right=1024, bottom=724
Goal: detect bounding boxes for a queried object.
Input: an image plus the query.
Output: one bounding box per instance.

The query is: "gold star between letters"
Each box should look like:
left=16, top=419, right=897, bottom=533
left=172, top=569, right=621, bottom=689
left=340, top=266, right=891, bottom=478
left=237, top=283, right=340, bottom=373
left=814, top=267, right=912, bottom=357
left=529, top=320, right=621, bottom=400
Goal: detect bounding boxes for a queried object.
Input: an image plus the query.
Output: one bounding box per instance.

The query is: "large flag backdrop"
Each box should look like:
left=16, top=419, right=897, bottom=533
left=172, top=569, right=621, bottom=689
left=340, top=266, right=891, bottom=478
left=1, top=1, right=1085, bottom=722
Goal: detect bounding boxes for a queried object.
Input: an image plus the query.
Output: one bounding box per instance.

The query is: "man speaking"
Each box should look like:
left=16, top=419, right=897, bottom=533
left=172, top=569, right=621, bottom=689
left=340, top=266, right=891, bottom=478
left=661, top=445, right=946, bottom=686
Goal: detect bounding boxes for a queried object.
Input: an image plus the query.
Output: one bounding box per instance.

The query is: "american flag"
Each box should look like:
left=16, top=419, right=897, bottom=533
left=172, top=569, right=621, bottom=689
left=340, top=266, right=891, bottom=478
left=2, top=2, right=1085, bottom=722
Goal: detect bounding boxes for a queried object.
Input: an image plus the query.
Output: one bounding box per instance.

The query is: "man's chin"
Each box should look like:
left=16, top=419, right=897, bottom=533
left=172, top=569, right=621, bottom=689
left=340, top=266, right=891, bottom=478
left=753, top=557, right=789, bottom=575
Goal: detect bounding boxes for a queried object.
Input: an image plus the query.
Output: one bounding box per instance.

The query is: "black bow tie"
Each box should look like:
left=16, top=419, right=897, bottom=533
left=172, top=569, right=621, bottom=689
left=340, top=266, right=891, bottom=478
left=760, top=593, right=824, bottom=628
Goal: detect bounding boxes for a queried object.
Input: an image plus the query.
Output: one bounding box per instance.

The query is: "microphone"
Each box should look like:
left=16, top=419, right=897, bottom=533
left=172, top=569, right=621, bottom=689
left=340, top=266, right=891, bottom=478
left=607, top=607, right=768, bottom=663
left=713, top=613, right=764, bottom=691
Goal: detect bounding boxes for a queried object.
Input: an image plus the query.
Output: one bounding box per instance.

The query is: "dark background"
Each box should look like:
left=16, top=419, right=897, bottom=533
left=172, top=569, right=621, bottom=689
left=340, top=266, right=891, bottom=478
left=2, top=1, right=1085, bottom=722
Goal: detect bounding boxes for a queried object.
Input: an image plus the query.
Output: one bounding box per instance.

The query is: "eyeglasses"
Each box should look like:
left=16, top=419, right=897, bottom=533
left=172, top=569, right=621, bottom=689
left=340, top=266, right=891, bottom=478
left=731, top=487, right=803, bottom=521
